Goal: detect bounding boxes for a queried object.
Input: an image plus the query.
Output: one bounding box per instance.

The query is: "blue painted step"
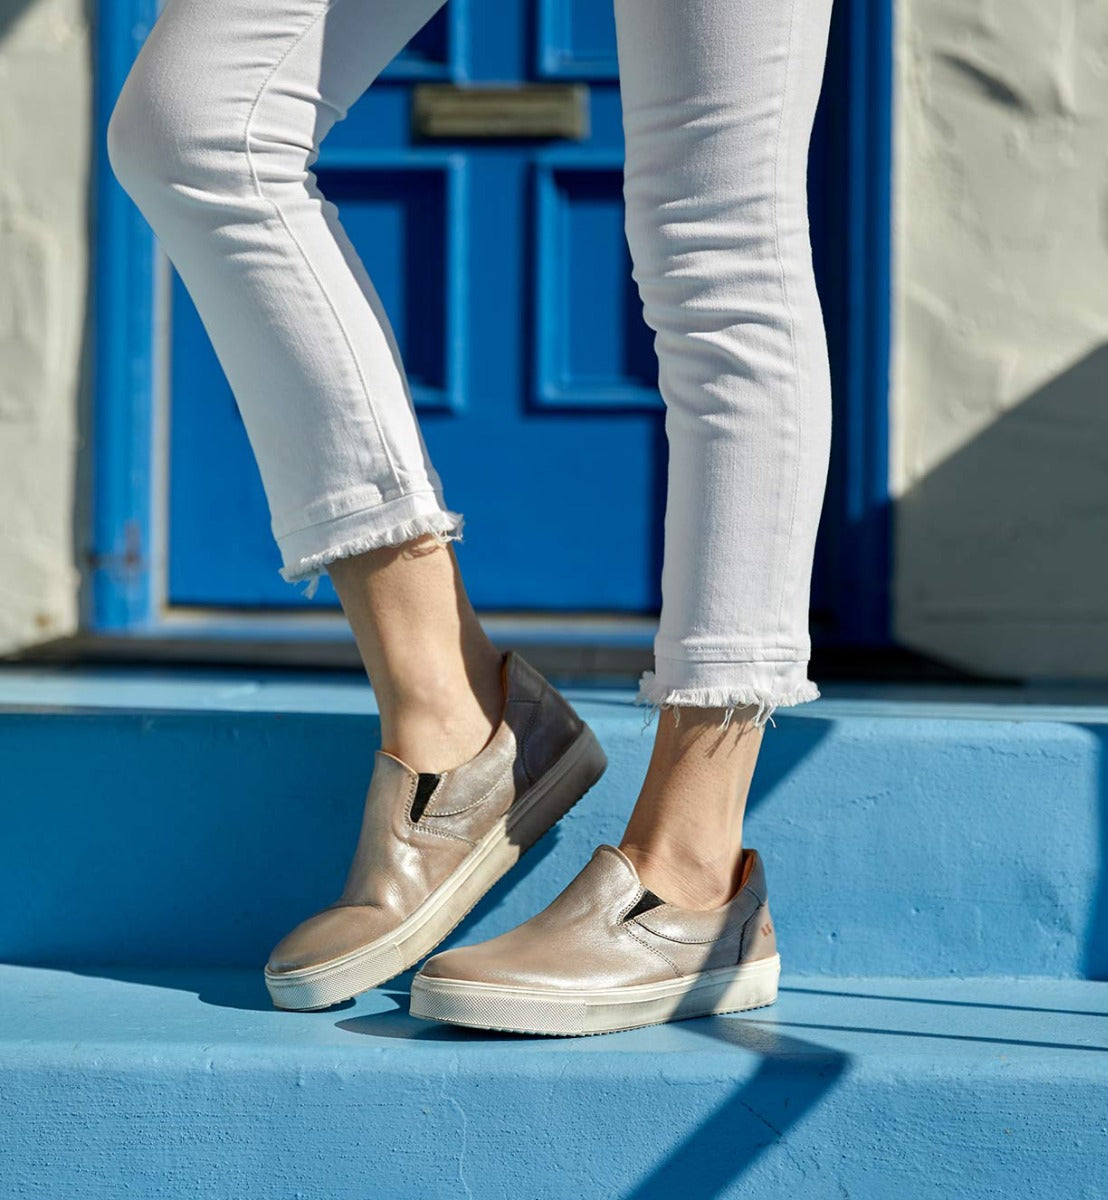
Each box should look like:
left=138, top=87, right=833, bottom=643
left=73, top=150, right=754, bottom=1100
left=1, top=668, right=1106, bottom=977
left=1, top=965, right=1105, bottom=1200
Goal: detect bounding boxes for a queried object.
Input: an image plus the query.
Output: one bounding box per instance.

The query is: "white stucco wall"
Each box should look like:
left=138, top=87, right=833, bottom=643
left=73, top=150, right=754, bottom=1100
left=891, top=0, right=1108, bottom=678
left=0, top=0, right=88, bottom=655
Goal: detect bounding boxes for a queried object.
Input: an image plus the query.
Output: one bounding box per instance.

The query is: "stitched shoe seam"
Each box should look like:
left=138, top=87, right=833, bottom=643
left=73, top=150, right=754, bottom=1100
left=518, top=699, right=541, bottom=786
left=623, top=924, right=682, bottom=979
left=424, top=762, right=513, bottom=818
left=616, top=885, right=647, bottom=925
left=635, top=924, right=737, bottom=946
left=404, top=819, right=475, bottom=848
left=636, top=905, right=753, bottom=945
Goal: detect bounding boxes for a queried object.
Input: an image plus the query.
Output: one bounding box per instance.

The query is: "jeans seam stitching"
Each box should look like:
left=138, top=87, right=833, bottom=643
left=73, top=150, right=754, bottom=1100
left=769, top=0, right=805, bottom=663
left=241, top=0, right=404, bottom=494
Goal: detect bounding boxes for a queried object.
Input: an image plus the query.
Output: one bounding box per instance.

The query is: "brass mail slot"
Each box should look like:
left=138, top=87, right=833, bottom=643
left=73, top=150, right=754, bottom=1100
left=412, top=84, right=589, bottom=141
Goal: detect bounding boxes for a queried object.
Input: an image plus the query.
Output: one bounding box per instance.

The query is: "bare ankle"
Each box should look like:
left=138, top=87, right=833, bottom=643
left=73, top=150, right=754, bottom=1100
left=617, top=700, right=763, bottom=910
left=382, top=652, right=505, bottom=773
left=386, top=710, right=493, bottom=773
left=619, top=839, right=745, bottom=911
left=327, top=533, right=507, bottom=772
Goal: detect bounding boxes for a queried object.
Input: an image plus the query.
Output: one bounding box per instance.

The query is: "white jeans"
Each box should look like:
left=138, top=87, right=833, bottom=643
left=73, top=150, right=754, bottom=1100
left=107, top=0, right=834, bottom=726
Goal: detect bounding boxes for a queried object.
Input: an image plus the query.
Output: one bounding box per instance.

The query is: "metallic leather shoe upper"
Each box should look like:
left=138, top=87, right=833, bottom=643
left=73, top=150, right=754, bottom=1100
left=267, top=651, right=583, bottom=974
left=417, top=843, right=777, bottom=991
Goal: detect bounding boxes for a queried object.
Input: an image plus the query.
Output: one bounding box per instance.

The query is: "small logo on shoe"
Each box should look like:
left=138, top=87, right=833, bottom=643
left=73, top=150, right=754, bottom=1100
left=761, top=922, right=773, bottom=938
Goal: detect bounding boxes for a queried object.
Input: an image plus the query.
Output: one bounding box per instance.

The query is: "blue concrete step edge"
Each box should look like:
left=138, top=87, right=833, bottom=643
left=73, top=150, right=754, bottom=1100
left=1, top=965, right=1105, bottom=1200
left=1, top=668, right=1106, bottom=977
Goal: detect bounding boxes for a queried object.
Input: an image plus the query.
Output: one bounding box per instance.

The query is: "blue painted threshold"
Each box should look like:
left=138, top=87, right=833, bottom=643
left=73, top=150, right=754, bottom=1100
left=1, top=965, right=1105, bottom=1200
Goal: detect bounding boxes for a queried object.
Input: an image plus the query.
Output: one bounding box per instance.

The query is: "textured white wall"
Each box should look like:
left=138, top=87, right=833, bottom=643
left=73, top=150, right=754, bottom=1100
left=0, top=0, right=88, bottom=655
left=891, top=0, right=1108, bottom=678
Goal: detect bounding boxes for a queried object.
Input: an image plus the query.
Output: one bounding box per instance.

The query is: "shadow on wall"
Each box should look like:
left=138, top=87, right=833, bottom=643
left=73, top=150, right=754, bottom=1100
left=0, top=0, right=38, bottom=42
left=899, top=334, right=1108, bottom=974
left=896, top=341, right=1108, bottom=679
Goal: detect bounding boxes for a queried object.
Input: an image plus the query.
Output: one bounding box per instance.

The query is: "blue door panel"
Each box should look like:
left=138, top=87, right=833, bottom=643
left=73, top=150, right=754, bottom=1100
left=389, top=10, right=453, bottom=79
left=535, top=164, right=660, bottom=410
left=538, top=0, right=619, bottom=79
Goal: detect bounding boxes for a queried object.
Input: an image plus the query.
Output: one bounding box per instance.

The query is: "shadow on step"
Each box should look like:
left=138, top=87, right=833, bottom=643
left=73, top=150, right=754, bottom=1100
left=338, top=999, right=852, bottom=1200
left=617, top=1023, right=851, bottom=1200
left=782, top=983, right=1108, bottom=1020
left=56, top=964, right=319, bottom=1012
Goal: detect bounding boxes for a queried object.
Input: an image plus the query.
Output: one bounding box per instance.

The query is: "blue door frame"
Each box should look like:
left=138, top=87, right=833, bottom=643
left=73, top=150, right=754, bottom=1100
left=89, top=0, right=893, bottom=648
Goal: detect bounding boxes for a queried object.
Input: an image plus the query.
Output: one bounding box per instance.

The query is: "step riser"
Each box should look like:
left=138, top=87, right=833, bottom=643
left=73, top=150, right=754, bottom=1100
left=2, top=1040, right=1104, bottom=1200
left=3, top=704, right=1104, bottom=976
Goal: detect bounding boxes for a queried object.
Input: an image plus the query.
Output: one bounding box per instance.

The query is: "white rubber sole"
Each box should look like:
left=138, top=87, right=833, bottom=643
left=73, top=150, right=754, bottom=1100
left=265, top=723, right=607, bottom=1012
left=409, top=953, right=782, bottom=1037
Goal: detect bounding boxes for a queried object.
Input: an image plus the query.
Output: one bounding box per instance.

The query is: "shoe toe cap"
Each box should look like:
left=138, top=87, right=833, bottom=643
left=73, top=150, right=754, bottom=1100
left=266, top=905, right=378, bottom=975
left=417, top=944, right=483, bottom=983
left=417, top=937, right=559, bottom=988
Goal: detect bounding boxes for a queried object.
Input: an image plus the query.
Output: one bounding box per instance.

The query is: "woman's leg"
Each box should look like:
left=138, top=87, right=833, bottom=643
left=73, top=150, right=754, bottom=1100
left=412, top=0, right=835, bottom=1035
left=615, top=0, right=835, bottom=908
left=328, top=539, right=504, bottom=772
left=106, top=1, right=609, bottom=1014
left=620, top=710, right=766, bottom=909
left=107, top=0, right=459, bottom=586
left=105, top=0, right=505, bottom=770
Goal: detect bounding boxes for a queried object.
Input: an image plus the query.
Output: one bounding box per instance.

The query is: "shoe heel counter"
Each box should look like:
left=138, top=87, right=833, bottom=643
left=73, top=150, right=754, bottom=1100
left=526, top=678, right=586, bottom=780
left=740, top=899, right=777, bottom=964
left=507, top=654, right=584, bottom=782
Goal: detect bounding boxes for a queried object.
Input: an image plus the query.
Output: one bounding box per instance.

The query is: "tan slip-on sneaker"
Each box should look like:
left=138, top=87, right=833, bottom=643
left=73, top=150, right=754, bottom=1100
left=264, top=651, right=607, bottom=1011
left=409, top=843, right=780, bottom=1036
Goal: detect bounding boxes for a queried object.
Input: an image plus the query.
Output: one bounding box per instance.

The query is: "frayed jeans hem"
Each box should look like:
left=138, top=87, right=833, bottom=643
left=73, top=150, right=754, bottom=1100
left=635, top=660, right=820, bottom=730
left=278, top=492, right=464, bottom=598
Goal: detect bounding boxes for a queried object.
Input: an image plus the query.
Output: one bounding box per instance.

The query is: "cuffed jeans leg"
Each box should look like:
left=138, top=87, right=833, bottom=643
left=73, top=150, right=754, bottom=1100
left=614, top=0, right=835, bottom=726
left=106, top=0, right=458, bottom=593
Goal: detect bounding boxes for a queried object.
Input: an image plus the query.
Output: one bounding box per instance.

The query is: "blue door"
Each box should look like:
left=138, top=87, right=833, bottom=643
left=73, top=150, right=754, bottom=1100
left=97, top=0, right=891, bottom=641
